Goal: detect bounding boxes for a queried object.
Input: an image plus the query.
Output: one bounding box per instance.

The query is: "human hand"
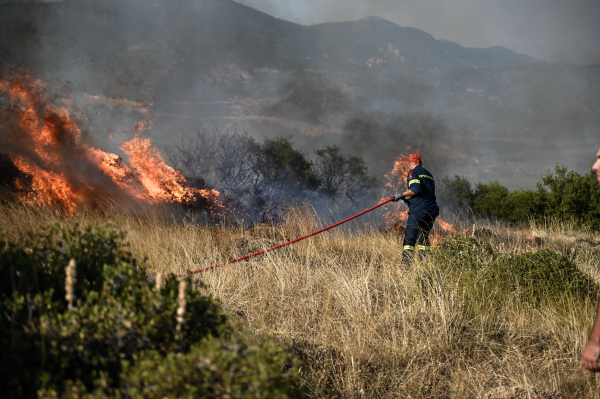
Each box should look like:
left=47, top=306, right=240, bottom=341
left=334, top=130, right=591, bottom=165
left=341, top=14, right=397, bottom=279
left=581, top=340, right=600, bottom=372
left=392, top=194, right=405, bottom=202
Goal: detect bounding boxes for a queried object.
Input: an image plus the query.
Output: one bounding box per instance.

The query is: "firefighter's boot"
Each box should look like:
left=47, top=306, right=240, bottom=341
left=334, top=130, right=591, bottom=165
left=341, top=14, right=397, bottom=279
left=401, top=250, right=414, bottom=266
left=418, top=245, right=431, bottom=262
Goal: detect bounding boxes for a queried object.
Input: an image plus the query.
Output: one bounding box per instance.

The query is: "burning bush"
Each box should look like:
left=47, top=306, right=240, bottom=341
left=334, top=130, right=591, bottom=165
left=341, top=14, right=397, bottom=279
left=0, top=152, right=32, bottom=197
left=0, top=223, right=300, bottom=398
left=0, top=70, right=224, bottom=215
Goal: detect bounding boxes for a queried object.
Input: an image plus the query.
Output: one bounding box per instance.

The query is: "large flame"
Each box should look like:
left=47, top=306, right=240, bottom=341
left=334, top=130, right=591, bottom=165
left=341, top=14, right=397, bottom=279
left=0, top=70, right=223, bottom=213
left=382, top=148, right=456, bottom=235
left=381, top=147, right=412, bottom=229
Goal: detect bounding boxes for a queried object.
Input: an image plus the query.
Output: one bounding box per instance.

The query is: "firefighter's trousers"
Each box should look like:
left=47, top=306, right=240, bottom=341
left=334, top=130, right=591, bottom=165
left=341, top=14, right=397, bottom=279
left=402, top=210, right=438, bottom=254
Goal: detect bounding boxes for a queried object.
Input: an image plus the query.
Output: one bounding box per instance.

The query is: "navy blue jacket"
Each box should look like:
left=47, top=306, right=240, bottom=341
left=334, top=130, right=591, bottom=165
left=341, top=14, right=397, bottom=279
left=406, top=165, right=438, bottom=214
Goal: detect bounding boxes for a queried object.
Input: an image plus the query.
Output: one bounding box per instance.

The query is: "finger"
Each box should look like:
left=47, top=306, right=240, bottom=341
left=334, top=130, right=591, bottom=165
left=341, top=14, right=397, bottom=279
left=582, top=357, right=600, bottom=372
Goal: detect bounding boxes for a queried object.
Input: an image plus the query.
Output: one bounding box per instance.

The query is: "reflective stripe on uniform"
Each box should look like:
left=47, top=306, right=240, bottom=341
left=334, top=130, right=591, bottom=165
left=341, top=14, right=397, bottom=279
left=419, top=175, right=434, bottom=180
left=403, top=245, right=415, bottom=251
left=418, top=245, right=431, bottom=251
left=408, top=179, right=420, bottom=186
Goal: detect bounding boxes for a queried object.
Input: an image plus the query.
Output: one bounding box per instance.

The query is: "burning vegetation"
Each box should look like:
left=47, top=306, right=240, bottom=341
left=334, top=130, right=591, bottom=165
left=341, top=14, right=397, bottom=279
left=0, top=70, right=223, bottom=214
left=381, top=147, right=456, bottom=242
left=1, top=69, right=456, bottom=236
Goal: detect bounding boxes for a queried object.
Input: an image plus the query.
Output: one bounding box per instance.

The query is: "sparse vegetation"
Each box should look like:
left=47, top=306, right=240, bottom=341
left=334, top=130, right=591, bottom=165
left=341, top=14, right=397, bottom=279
left=2, top=198, right=600, bottom=398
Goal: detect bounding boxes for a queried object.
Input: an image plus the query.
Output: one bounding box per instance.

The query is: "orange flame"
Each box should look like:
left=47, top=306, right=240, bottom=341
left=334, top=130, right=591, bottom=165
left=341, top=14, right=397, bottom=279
left=430, top=231, right=442, bottom=248
left=437, top=218, right=456, bottom=233
left=0, top=70, right=223, bottom=213
left=381, top=147, right=412, bottom=229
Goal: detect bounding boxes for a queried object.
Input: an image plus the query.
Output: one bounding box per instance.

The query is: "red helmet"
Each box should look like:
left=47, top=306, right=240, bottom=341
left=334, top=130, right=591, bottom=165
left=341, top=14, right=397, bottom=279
left=408, top=153, right=421, bottom=162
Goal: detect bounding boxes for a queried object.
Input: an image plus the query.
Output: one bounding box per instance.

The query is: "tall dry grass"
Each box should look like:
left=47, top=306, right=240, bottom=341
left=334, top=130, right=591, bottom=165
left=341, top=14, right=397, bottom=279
left=2, top=199, right=600, bottom=398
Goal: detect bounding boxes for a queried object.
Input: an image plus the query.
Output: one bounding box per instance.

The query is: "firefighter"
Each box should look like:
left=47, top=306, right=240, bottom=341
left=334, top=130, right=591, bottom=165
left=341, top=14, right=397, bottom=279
left=392, top=153, right=439, bottom=264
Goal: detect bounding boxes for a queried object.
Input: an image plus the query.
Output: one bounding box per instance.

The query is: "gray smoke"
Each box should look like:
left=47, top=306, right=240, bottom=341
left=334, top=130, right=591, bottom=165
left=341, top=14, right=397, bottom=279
left=1, top=0, right=598, bottom=195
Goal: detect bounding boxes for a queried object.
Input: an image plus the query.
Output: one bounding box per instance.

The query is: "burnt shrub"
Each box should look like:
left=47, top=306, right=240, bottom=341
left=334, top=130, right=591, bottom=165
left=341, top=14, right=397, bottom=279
left=0, top=223, right=300, bottom=398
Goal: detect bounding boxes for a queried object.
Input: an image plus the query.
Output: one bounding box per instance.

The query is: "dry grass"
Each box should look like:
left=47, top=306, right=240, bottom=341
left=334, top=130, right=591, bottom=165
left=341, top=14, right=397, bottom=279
left=3, top=199, right=600, bottom=398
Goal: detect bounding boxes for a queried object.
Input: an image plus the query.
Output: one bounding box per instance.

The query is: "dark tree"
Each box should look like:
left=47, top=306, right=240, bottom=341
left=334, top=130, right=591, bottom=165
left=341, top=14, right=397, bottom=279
left=437, top=175, right=474, bottom=216
left=314, top=145, right=377, bottom=205
left=168, top=129, right=321, bottom=221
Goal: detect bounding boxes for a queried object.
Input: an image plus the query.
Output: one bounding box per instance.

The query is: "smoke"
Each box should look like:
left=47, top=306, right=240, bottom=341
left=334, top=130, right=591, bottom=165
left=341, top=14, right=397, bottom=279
left=0, top=0, right=598, bottom=198
left=340, top=112, right=456, bottom=177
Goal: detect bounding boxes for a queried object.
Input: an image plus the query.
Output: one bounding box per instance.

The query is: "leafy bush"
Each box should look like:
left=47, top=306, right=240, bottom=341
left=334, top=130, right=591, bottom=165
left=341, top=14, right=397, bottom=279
left=438, top=166, right=600, bottom=228
left=487, top=250, right=598, bottom=304
left=538, top=166, right=600, bottom=229
left=432, top=237, right=496, bottom=271
left=0, top=223, right=300, bottom=398
left=117, top=332, right=300, bottom=399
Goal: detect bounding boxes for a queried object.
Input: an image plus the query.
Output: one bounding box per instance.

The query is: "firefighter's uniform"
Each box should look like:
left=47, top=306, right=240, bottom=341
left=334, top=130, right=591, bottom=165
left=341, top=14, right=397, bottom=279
left=403, top=164, right=439, bottom=261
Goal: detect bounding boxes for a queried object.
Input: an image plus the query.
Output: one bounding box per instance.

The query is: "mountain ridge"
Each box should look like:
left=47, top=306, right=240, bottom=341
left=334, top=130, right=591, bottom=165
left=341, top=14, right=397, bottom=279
left=0, top=0, right=598, bottom=188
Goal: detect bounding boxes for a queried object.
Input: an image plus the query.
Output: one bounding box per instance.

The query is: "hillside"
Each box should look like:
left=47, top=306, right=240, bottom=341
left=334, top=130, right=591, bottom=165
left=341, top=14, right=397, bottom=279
left=1, top=0, right=599, bottom=187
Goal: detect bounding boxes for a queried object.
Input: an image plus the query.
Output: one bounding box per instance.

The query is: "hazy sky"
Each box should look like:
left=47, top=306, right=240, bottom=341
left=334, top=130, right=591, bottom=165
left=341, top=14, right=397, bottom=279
left=236, top=0, right=600, bottom=64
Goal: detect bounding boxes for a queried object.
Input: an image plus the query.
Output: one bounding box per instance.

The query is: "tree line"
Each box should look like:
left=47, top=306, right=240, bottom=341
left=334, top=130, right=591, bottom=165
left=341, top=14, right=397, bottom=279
left=168, top=129, right=600, bottom=228
left=167, top=128, right=377, bottom=221
left=438, top=165, right=600, bottom=229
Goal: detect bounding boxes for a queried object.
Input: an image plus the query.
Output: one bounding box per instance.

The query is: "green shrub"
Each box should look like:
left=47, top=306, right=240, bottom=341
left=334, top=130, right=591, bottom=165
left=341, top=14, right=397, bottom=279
left=40, top=331, right=302, bottom=399
left=439, top=166, right=600, bottom=229
left=432, top=237, right=496, bottom=271
left=119, top=332, right=300, bottom=399
left=537, top=166, right=600, bottom=229
left=0, top=223, right=300, bottom=398
left=487, top=249, right=598, bottom=304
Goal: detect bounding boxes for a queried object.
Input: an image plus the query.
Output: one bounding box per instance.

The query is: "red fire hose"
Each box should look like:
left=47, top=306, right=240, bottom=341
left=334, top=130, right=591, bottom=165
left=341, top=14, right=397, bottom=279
left=176, top=197, right=395, bottom=278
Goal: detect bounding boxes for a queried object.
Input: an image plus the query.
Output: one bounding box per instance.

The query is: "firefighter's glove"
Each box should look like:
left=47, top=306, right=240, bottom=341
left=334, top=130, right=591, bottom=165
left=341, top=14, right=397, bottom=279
left=392, top=194, right=405, bottom=202
left=403, top=198, right=411, bottom=206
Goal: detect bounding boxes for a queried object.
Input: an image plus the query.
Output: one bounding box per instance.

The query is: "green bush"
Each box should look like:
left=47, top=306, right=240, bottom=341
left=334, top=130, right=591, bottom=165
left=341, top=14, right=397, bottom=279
left=537, top=166, right=600, bottom=229
left=432, top=237, right=496, bottom=271
left=40, top=332, right=301, bottom=399
left=472, top=181, right=511, bottom=219
left=119, top=332, right=300, bottom=399
left=0, top=223, right=300, bottom=398
left=438, top=166, right=600, bottom=228
left=433, top=238, right=598, bottom=317
left=486, top=249, right=598, bottom=304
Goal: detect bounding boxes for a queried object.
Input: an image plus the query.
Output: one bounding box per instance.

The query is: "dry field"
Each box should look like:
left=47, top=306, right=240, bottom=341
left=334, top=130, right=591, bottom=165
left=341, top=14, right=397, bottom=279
left=3, top=199, right=600, bottom=399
